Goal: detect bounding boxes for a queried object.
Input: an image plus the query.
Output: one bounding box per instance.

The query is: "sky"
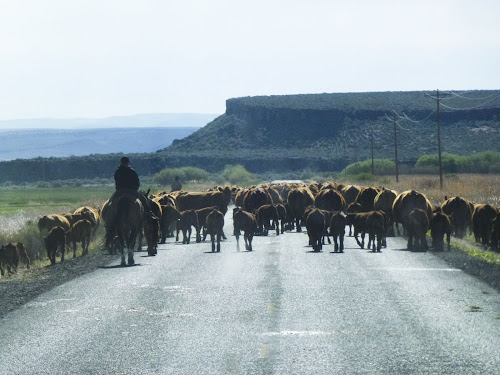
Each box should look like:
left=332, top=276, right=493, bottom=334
left=0, top=0, right=499, bottom=121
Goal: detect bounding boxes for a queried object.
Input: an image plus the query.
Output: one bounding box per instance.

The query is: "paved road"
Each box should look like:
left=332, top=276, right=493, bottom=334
left=0, top=212, right=499, bottom=374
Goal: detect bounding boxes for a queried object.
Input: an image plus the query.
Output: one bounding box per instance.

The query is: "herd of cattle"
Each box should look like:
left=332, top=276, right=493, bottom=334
left=1, top=181, right=500, bottom=275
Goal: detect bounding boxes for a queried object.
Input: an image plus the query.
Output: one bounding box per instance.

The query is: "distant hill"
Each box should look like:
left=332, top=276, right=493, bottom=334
left=0, top=127, right=199, bottom=161
left=0, top=91, right=499, bottom=183
left=160, top=90, right=500, bottom=172
left=0, top=113, right=219, bottom=129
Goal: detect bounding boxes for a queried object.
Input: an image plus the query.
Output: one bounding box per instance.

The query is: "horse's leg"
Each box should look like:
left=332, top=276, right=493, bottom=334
left=211, top=233, right=215, bottom=252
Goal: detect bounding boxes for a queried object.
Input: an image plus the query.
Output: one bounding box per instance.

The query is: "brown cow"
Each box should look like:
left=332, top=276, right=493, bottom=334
left=340, top=185, right=360, bottom=207
left=314, top=189, right=346, bottom=212
left=346, top=202, right=363, bottom=236
left=243, top=188, right=272, bottom=213
left=305, top=208, right=326, bottom=251
left=206, top=209, right=225, bottom=252
left=374, top=188, right=398, bottom=236
left=233, top=208, right=257, bottom=251
left=160, top=205, right=182, bottom=243
left=38, top=214, right=71, bottom=233
left=490, top=212, right=500, bottom=251
left=73, top=206, right=100, bottom=228
left=441, top=196, right=473, bottom=239
left=176, top=191, right=229, bottom=215
left=392, top=190, right=433, bottom=235
left=273, top=203, right=287, bottom=235
left=144, top=214, right=160, bottom=256
left=287, top=187, right=315, bottom=232
left=472, top=204, right=498, bottom=245
left=0, top=242, right=30, bottom=276
left=430, top=211, right=452, bottom=251
left=176, top=210, right=200, bottom=244
left=197, top=206, right=227, bottom=242
left=408, top=208, right=429, bottom=251
left=66, top=219, right=92, bottom=257
left=329, top=212, right=347, bottom=253
left=366, top=211, right=386, bottom=252
left=44, top=226, right=66, bottom=265
left=255, top=204, right=280, bottom=236
left=355, top=186, right=381, bottom=212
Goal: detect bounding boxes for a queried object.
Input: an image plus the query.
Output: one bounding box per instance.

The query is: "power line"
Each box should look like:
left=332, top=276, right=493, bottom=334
left=439, top=94, right=500, bottom=111
left=401, top=110, right=435, bottom=123
left=449, top=90, right=500, bottom=101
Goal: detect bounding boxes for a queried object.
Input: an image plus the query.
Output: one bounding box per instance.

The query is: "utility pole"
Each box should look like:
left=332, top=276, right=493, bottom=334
left=425, top=89, right=451, bottom=190
left=393, top=113, right=399, bottom=183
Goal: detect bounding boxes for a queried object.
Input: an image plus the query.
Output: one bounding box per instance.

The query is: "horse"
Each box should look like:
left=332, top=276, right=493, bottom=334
left=104, top=193, right=144, bottom=266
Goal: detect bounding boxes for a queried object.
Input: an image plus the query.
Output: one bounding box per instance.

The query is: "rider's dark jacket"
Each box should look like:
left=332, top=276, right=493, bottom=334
left=114, top=165, right=140, bottom=191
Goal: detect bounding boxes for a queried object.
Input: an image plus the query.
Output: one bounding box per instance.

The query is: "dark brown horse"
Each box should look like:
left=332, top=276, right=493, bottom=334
left=104, top=193, right=144, bottom=266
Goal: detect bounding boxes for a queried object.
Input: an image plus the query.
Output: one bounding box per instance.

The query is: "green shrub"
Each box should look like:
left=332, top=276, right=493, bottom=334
left=220, top=165, right=256, bottom=185
left=350, top=173, right=376, bottom=182
left=343, top=159, right=395, bottom=175
left=415, top=151, right=500, bottom=173
left=153, top=167, right=209, bottom=185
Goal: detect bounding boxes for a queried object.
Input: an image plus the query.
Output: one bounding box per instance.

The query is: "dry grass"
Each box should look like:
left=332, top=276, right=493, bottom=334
left=335, top=174, right=500, bottom=206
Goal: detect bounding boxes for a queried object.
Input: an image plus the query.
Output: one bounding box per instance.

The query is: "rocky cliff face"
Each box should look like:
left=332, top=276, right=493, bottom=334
left=163, top=91, right=500, bottom=172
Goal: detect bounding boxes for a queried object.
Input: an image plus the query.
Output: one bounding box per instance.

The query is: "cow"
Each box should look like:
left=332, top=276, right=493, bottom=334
left=206, top=209, right=225, bottom=252
left=197, top=206, right=227, bottom=242
left=43, top=226, right=66, bottom=265
left=255, top=204, right=280, bottom=236
left=38, top=214, right=71, bottom=233
left=472, top=204, right=498, bottom=245
left=374, top=188, right=398, bottom=236
left=329, top=212, right=347, bottom=253
left=160, top=205, right=182, bottom=243
left=233, top=208, right=257, bottom=251
left=234, top=188, right=249, bottom=207
left=366, top=211, right=387, bottom=252
left=305, top=208, right=326, bottom=251
left=287, top=187, right=315, bottom=232
left=490, top=212, right=500, bottom=251
left=0, top=242, right=30, bottom=276
left=340, top=185, right=360, bottom=207
left=392, top=190, right=433, bottom=236
left=346, top=202, right=363, bottom=236
left=441, top=196, right=473, bottom=239
left=73, top=206, right=100, bottom=227
left=355, top=186, right=381, bottom=212
left=430, top=211, right=452, bottom=251
left=273, top=203, right=287, bottom=234
left=176, top=210, right=200, bottom=244
left=243, top=188, right=272, bottom=213
left=408, top=208, right=429, bottom=251
left=144, top=214, right=160, bottom=256
left=66, top=219, right=92, bottom=257
left=175, top=191, right=229, bottom=215
left=314, top=189, right=346, bottom=212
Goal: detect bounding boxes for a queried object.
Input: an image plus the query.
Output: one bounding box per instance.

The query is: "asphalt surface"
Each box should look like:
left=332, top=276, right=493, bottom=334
left=0, top=212, right=499, bottom=374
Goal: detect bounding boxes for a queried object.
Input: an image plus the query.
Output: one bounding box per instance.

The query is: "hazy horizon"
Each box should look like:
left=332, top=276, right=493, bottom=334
left=1, top=1, right=499, bottom=123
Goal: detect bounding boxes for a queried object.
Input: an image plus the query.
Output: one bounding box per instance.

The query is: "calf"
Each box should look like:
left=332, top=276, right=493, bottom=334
left=176, top=210, right=200, bottom=244
left=408, top=208, right=429, bottom=251
left=233, top=208, right=257, bottom=251
left=255, top=204, right=280, bottom=236
left=366, top=211, right=386, bottom=252
left=160, top=205, right=181, bottom=243
left=0, top=242, right=30, bottom=276
left=144, top=214, right=160, bottom=256
left=66, top=219, right=92, bottom=257
left=305, top=208, right=326, bottom=251
left=44, top=226, right=66, bottom=265
left=346, top=202, right=363, bottom=236
left=329, top=212, right=346, bottom=253
left=206, top=209, right=225, bottom=252
left=430, top=211, right=451, bottom=251
left=347, top=212, right=369, bottom=249
left=273, top=203, right=287, bottom=234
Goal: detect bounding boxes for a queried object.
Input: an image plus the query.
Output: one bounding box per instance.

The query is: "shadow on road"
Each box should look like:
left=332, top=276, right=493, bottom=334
left=98, top=263, right=142, bottom=269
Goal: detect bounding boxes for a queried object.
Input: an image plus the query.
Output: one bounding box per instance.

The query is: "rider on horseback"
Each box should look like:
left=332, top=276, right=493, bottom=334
left=111, top=156, right=152, bottom=215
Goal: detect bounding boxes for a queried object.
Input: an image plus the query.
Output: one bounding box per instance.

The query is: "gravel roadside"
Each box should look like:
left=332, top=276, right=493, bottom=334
left=0, top=251, right=119, bottom=318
